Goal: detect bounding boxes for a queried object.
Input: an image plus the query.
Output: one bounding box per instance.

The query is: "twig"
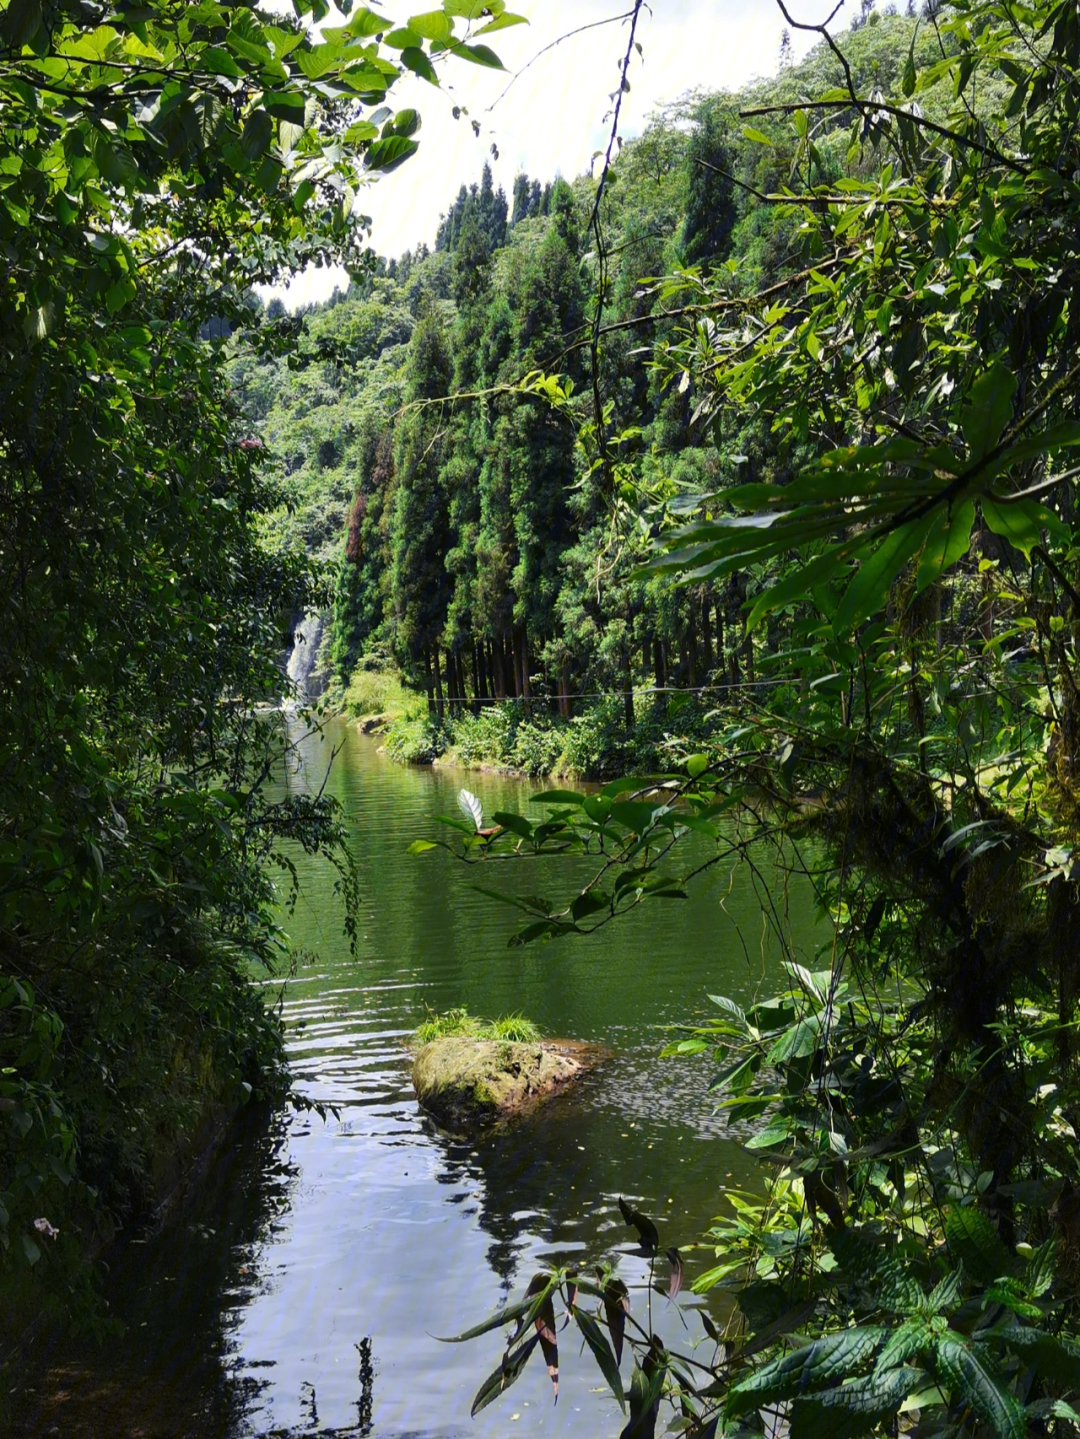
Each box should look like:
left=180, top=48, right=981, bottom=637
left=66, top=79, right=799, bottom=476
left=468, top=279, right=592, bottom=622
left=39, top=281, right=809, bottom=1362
left=773, top=0, right=856, bottom=101
left=586, top=0, right=648, bottom=489
left=742, top=98, right=1029, bottom=174
left=485, top=9, right=639, bottom=112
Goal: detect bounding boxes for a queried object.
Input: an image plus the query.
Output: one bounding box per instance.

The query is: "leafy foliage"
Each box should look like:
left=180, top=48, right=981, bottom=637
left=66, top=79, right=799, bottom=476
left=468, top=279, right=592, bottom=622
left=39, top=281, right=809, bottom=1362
left=0, top=0, right=522, bottom=1335
left=417, top=2, right=1080, bottom=1435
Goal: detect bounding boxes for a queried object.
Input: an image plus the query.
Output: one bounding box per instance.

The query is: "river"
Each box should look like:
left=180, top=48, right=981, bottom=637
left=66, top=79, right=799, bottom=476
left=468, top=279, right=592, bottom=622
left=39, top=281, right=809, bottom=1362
left=13, top=716, right=821, bottom=1438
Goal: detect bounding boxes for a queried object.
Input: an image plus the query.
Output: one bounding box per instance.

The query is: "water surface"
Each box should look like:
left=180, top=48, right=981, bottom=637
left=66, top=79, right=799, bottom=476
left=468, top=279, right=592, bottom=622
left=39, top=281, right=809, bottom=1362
left=14, top=718, right=821, bottom=1438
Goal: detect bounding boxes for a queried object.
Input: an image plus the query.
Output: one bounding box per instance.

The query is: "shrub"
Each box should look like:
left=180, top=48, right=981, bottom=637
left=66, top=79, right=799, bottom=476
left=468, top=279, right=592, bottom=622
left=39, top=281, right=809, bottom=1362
left=341, top=660, right=414, bottom=721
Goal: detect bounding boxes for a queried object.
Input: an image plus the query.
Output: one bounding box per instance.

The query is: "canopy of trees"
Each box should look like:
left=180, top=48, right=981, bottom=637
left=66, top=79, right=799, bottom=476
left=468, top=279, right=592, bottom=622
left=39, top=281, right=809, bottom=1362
left=0, top=0, right=521, bottom=1338
left=321, top=2, right=1080, bottom=1436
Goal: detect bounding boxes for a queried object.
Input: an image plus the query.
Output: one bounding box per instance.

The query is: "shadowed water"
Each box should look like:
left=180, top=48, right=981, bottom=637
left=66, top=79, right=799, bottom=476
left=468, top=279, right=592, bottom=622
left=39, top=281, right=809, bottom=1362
left=13, top=717, right=821, bottom=1438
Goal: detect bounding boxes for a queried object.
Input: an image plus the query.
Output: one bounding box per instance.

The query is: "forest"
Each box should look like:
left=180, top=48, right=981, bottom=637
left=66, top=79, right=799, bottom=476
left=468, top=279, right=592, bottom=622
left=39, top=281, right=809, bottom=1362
left=10, top=0, right=1080, bottom=1436
left=240, top=9, right=984, bottom=777
left=245, top=0, right=1080, bottom=1432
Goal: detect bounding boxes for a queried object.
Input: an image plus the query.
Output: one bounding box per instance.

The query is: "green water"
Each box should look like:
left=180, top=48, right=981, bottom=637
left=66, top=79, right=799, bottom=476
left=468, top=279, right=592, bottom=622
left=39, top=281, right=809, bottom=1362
left=14, top=717, right=822, bottom=1438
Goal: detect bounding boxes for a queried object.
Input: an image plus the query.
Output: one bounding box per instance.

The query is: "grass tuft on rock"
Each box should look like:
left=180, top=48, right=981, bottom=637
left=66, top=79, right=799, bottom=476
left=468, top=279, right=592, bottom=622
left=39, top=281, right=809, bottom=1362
left=414, top=1007, right=541, bottom=1046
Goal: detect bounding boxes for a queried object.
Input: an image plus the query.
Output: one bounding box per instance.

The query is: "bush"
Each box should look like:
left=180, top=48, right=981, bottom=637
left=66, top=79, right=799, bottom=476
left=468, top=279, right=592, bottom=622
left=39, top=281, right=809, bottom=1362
left=341, top=659, right=414, bottom=721
left=383, top=712, right=449, bottom=765
left=381, top=693, right=729, bottom=778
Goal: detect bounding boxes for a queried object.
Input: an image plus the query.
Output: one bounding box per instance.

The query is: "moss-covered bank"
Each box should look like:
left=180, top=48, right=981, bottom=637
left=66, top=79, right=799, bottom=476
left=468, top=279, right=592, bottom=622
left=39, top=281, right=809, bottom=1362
left=0, top=935, right=289, bottom=1361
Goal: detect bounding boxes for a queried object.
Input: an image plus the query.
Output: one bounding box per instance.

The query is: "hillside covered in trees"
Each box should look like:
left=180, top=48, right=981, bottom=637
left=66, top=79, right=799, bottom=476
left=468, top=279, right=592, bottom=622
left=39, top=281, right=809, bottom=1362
left=238, top=2, right=1080, bottom=1432
left=237, top=10, right=959, bottom=750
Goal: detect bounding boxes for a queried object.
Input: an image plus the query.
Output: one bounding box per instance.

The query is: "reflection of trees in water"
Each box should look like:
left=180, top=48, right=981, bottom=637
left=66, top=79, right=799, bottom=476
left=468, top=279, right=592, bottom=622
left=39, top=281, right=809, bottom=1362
left=12, top=1105, right=303, bottom=1439
left=420, top=1055, right=751, bottom=1316
left=423, top=1066, right=639, bottom=1289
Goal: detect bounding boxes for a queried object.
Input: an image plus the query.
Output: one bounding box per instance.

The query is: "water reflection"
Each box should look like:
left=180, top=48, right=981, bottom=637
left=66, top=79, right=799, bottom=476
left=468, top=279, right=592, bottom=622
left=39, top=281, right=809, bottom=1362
left=15, top=722, right=820, bottom=1438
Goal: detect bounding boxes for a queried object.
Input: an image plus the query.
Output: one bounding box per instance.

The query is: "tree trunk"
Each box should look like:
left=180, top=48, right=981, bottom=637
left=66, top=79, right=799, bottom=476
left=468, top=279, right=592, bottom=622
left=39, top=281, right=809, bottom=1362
left=702, top=598, right=714, bottom=678
left=433, top=644, right=445, bottom=720
left=655, top=636, right=667, bottom=694
left=472, top=641, right=483, bottom=709
left=450, top=647, right=463, bottom=713
left=741, top=627, right=755, bottom=686
left=560, top=656, right=573, bottom=718
left=423, top=647, right=435, bottom=715
left=623, top=650, right=635, bottom=731
left=980, top=571, right=995, bottom=644
left=515, top=624, right=531, bottom=711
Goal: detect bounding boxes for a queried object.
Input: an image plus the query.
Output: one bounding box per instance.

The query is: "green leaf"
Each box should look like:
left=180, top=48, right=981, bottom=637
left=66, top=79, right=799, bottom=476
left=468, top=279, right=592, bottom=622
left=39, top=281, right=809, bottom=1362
left=981, top=497, right=1063, bottom=558
left=944, top=1205, right=1012, bottom=1284
left=768, top=1013, right=822, bottom=1062
left=406, top=839, right=437, bottom=855
left=383, top=25, right=422, bottom=47
left=962, top=363, right=1017, bottom=464
left=833, top=519, right=930, bottom=635
left=364, top=135, right=420, bottom=171
left=990, top=1325, right=1080, bottom=1389
left=470, top=1333, right=540, bottom=1416
left=744, top=1118, right=794, bottom=1149
left=789, top=1367, right=918, bottom=1439
left=490, top=812, right=533, bottom=841
left=573, top=1308, right=626, bottom=1411
left=901, top=40, right=917, bottom=96
left=571, top=890, right=609, bottom=921
left=408, top=9, right=452, bottom=41
left=915, top=501, right=975, bottom=592
left=742, top=126, right=773, bottom=144
left=449, top=40, right=504, bottom=67
left=728, top=1328, right=888, bottom=1413
left=687, top=754, right=709, bottom=779
left=1, top=0, right=43, bottom=47
left=531, top=789, right=585, bottom=806
left=263, top=90, right=306, bottom=122
left=931, top=1337, right=1024, bottom=1439
left=383, top=107, right=421, bottom=136
left=345, top=7, right=390, bottom=38
left=241, top=110, right=273, bottom=159
left=609, top=801, right=665, bottom=833
left=474, top=11, right=527, bottom=35
left=400, top=45, right=439, bottom=81
left=434, top=1292, right=540, bottom=1343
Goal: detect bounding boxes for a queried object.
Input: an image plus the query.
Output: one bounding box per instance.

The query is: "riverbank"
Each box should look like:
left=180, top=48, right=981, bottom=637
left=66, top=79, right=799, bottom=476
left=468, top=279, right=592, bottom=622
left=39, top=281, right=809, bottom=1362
left=0, top=936, right=290, bottom=1378
left=4, top=714, right=800, bottom=1438
left=338, top=668, right=731, bottom=780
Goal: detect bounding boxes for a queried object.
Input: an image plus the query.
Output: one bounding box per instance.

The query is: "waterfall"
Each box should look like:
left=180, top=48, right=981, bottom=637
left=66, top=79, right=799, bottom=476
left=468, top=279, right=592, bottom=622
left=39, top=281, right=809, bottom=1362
left=286, top=612, right=327, bottom=700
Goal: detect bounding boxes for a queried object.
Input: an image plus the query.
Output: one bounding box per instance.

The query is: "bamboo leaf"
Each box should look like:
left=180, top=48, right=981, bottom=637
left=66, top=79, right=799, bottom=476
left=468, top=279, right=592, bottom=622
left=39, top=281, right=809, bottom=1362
left=573, top=1307, right=626, bottom=1410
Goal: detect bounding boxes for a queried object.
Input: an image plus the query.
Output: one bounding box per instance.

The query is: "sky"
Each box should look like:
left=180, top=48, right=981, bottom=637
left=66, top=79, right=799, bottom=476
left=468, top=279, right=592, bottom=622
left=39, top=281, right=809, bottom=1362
left=271, top=0, right=821, bottom=307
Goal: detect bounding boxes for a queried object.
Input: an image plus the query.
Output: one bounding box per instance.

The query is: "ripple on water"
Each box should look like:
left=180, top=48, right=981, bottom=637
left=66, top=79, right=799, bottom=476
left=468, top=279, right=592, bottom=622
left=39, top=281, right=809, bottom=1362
left=16, top=723, right=820, bottom=1439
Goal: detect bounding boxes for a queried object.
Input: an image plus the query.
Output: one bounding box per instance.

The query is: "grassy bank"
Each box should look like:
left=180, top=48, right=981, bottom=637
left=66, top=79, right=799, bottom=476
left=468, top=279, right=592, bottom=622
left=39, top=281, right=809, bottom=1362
left=371, top=691, right=728, bottom=780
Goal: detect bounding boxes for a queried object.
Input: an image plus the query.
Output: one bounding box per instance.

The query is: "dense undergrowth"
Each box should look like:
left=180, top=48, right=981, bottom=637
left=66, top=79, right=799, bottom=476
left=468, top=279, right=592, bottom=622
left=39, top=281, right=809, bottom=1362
left=0, top=0, right=492, bottom=1365
left=381, top=694, right=728, bottom=779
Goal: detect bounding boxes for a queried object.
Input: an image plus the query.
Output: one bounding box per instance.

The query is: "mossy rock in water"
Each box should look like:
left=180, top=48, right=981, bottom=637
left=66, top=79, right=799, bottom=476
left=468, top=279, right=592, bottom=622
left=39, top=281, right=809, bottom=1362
left=412, top=1037, right=585, bottom=1130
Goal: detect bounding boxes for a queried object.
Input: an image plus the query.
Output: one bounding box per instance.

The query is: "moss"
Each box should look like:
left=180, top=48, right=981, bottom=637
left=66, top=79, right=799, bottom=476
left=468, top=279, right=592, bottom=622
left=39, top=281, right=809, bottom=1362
left=412, top=1037, right=585, bottom=1131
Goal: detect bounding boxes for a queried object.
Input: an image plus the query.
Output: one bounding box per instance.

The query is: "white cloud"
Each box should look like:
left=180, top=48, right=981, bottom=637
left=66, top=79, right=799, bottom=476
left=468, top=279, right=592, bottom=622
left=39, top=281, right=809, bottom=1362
left=272, top=0, right=822, bottom=307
